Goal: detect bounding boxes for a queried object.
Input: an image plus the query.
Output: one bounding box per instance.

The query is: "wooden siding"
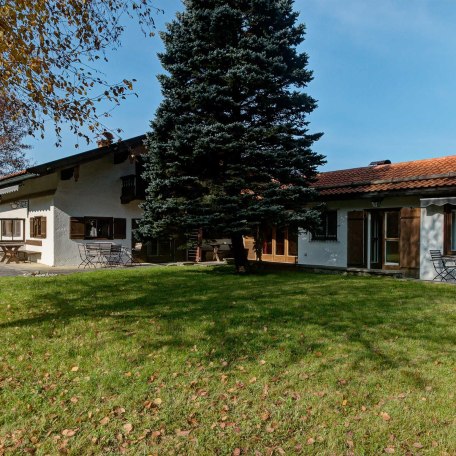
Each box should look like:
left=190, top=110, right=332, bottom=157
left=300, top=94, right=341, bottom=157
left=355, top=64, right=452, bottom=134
left=400, top=207, right=420, bottom=274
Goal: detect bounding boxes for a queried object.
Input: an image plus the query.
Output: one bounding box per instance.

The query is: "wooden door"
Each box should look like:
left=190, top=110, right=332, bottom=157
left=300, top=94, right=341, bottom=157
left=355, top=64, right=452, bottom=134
left=347, top=211, right=366, bottom=267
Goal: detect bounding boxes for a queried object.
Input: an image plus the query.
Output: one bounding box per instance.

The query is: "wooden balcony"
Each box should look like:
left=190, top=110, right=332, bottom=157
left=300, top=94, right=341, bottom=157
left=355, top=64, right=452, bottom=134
left=120, top=174, right=146, bottom=204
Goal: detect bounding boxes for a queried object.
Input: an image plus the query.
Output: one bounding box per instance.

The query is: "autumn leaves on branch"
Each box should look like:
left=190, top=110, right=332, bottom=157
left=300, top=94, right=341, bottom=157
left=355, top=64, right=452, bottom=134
left=0, top=1, right=160, bottom=147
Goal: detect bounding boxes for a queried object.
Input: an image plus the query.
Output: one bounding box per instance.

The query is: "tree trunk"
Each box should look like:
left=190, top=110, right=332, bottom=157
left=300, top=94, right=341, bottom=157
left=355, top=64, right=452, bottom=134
left=231, top=233, right=248, bottom=272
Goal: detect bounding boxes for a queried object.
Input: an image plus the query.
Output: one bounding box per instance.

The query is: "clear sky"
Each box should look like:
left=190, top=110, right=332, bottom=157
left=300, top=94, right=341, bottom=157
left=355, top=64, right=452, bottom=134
left=27, top=0, right=456, bottom=171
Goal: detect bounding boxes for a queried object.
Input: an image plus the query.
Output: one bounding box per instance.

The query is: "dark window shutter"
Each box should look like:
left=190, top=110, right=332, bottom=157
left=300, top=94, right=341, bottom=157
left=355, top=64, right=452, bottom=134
left=40, top=217, right=47, bottom=238
left=30, top=218, right=34, bottom=237
left=70, top=217, right=85, bottom=239
left=347, top=211, right=366, bottom=267
left=400, top=208, right=420, bottom=269
left=114, top=218, right=127, bottom=239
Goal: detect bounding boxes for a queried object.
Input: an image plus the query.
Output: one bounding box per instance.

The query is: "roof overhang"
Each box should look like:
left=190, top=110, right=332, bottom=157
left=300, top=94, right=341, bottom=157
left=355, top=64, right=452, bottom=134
left=28, top=134, right=146, bottom=175
left=0, top=184, right=20, bottom=195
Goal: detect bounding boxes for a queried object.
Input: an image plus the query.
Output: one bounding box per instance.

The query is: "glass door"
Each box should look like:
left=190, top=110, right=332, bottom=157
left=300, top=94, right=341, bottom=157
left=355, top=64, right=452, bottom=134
left=384, top=211, right=400, bottom=266
left=370, top=212, right=382, bottom=269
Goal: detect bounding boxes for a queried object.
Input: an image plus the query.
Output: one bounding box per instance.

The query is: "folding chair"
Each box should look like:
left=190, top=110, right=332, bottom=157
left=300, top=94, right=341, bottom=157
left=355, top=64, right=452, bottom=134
left=84, top=243, right=102, bottom=267
left=78, top=244, right=97, bottom=269
left=121, top=246, right=141, bottom=266
left=105, top=244, right=123, bottom=267
left=430, top=250, right=456, bottom=281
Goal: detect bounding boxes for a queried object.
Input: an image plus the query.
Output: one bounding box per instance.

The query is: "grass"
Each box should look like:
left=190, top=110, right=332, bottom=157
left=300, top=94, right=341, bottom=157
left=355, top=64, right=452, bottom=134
left=0, top=266, right=455, bottom=455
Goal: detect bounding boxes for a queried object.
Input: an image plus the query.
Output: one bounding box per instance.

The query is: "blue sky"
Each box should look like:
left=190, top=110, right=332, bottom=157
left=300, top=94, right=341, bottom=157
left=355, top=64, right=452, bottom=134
left=28, top=0, right=456, bottom=171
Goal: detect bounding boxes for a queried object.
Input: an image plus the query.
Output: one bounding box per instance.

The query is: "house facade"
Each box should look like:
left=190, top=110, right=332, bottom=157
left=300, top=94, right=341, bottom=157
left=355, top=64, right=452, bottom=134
left=298, top=156, right=456, bottom=280
left=0, top=136, right=148, bottom=266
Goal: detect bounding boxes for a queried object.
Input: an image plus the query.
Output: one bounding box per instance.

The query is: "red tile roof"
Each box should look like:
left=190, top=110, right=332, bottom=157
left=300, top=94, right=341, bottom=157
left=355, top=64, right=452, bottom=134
left=314, top=155, right=456, bottom=196
left=0, top=170, right=28, bottom=182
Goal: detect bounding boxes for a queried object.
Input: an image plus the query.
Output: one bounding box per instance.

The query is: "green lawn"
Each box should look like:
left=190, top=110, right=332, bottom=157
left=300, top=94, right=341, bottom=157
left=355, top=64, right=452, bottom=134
left=0, top=267, right=455, bottom=455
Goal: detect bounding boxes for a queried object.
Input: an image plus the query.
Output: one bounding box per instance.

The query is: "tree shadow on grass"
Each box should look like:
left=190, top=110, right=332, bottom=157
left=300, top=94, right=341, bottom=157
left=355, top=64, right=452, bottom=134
left=1, top=267, right=455, bottom=376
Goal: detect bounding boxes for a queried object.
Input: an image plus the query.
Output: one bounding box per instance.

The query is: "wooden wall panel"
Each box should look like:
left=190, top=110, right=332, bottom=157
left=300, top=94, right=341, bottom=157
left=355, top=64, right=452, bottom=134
left=400, top=207, right=420, bottom=269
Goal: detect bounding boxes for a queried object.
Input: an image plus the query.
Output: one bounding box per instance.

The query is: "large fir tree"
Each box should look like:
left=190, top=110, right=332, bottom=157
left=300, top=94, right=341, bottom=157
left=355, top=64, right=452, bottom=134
left=141, top=0, right=325, bottom=270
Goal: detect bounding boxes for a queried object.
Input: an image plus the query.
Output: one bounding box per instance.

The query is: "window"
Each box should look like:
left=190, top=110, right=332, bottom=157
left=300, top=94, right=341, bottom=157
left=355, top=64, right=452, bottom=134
left=312, top=211, right=338, bottom=241
left=444, top=206, right=456, bottom=254
left=30, top=217, right=47, bottom=238
left=70, top=217, right=127, bottom=240
left=0, top=219, right=24, bottom=241
left=384, top=211, right=400, bottom=265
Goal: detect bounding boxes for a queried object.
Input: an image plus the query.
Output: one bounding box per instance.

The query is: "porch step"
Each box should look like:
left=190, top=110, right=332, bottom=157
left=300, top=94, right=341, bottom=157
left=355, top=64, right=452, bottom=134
left=345, top=267, right=403, bottom=278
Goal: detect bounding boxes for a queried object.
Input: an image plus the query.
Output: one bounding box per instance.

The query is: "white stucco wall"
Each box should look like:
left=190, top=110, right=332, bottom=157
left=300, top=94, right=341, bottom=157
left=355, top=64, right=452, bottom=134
left=298, top=208, right=348, bottom=268
left=298, top=196, right=421, bottom=270
left=0, top=198, right=54, bottom=264
left=27, top=196, right=55, bottom=265
left=53, top=154, right=144, bottom=266
left=419, top=205, right=445, bottom=280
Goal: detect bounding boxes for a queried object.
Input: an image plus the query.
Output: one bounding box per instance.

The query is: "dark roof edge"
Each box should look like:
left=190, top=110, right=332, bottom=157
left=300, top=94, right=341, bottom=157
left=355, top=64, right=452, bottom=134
left=0, top=173, right=39, bottom=188
left=28, top=134, right=147, bottom=174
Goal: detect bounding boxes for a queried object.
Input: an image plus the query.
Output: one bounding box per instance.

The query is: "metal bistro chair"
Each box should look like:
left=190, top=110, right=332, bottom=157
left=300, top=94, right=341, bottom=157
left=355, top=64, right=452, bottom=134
left=78, top=243, right=97, bottom=269
left=430, top=250, right=456, bottom=282
left=105, top=244, right=123, bottom=268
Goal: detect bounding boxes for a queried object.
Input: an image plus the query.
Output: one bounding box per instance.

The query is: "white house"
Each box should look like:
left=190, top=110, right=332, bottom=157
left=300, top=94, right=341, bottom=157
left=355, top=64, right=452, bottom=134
left=0, top=136, right=148, bottom=266
left=3, top=138, right=456, bottom=278
left=245, top=156, right=456, bottom=280
left=300, top=156, right=456, bottom=280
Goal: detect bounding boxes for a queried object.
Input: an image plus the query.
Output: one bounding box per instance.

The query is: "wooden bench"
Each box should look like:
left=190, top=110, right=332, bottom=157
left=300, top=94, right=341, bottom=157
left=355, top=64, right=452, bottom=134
left=17, top=250, right=41, bottom=262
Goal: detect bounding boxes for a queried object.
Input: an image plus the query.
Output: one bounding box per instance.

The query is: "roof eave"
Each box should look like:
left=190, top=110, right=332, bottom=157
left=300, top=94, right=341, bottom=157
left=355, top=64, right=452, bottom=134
left=28, top=134, right=146, bottom=175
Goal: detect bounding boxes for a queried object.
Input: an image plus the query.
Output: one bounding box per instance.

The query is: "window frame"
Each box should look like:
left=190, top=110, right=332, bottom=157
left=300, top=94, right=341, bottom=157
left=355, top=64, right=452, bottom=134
left=444, top=205, right=456, bottom=255
left=69, top=216, right=127, bottom=240
left=311, top=210, right=338, bottom=241
left=0, top=218, right=25, bottom=242
left=30, top=216, right=47, bottom=239
left=383, top=210, right=400, bottom=266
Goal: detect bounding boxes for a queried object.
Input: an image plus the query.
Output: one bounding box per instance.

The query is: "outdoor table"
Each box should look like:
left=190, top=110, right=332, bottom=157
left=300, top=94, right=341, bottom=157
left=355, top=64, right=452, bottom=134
left=442, top=255, right=456, bottom=265
left=0, top=243, right=25, bottom=264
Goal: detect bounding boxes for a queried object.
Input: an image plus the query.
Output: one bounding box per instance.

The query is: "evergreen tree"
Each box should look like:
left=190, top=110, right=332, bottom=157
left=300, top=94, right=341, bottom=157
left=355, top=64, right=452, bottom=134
left=141, top=0, right=325, bottom=270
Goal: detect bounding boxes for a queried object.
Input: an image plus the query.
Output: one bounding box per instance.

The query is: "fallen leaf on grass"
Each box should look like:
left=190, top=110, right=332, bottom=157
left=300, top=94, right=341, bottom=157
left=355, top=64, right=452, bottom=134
left=70, top=397, right=78, bottom=404
left=123, top=423, right=133, bottom=434
left=233, top=449, right=241, bottom=456
left=61, top=429, right=77, bottom=437
left=413, top=442, right=424, bottom=449
left=259, top=360, right=266, bottom=365
left=384, top=447, right=395, bottom=454
left=175, top=429, right=191, bottom=437
left=380, top=412, right=391, bottom=421
left=153, top=398, right=162, bottom=406
left=261, top=411, right=270, bottom=421
left=307, top=437, right=315, bottom=445
left=70, top=366, right=79, bottom=372
left=99, top=416, right=110, bottom=425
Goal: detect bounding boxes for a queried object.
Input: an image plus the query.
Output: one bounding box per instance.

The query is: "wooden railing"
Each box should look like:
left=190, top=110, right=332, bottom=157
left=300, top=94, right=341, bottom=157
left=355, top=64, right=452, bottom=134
left=120, top=174, right=146, bottom=204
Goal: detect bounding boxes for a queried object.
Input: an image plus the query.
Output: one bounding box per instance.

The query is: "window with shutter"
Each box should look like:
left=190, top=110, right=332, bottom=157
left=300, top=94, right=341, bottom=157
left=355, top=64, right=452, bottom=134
left=29, top=216, right=47, bottom=238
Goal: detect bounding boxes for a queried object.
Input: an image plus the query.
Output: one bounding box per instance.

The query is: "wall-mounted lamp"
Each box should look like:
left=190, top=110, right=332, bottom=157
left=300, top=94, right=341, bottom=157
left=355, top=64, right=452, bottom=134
left=371, top=197, right=383, bottom=208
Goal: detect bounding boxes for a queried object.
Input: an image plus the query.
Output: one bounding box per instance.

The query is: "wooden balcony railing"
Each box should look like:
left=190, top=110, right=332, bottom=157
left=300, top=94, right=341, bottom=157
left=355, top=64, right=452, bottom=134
left=120, top=174, right=146, bottom=204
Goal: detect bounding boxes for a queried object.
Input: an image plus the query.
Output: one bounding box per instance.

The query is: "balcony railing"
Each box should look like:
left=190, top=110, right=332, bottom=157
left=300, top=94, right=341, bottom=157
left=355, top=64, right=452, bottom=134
left=121, top=174, right=146, bottom=204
